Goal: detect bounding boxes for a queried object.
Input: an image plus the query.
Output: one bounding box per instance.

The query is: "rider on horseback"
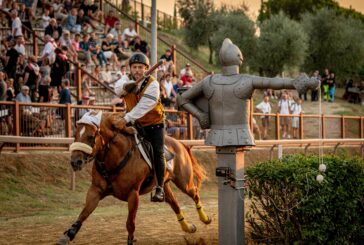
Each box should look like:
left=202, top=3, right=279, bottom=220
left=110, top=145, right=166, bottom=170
left=113, top=52, right=165, bottom=202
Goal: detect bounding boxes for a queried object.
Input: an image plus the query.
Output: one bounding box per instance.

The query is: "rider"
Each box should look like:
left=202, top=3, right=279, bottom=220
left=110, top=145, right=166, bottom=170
left=113, top=52, right=165, bottom=202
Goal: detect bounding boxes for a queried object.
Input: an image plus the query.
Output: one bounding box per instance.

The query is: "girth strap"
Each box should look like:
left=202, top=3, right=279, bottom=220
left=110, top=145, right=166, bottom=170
left=95, top=150, right=133, bottom=194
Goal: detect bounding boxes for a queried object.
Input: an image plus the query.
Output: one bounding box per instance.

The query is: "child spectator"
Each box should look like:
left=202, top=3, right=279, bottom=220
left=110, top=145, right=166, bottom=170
left=59, top=79, right=71, bottom=104
left=278, top=92, right=291, bottom=138
left=327, top=72, right=336, bottom=102
left=291, top=98, right=302, bottom=139
left=38, top=58, right=51, bottom=102
left=256, top=95, right=271, bottom=140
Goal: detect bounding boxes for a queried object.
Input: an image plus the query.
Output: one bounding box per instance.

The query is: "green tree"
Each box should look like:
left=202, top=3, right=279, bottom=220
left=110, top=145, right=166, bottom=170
left=253, top=12, right=308, bottom=77
left=177, top=0, right=216, bottom=64
left=302, top=8, right=364, bottom=77
left=210, top=10, right=257, bottom=69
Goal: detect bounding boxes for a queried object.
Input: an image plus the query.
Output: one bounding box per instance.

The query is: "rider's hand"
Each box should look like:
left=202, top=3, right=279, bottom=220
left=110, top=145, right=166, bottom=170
left=111, top=115, right=127, bottom=130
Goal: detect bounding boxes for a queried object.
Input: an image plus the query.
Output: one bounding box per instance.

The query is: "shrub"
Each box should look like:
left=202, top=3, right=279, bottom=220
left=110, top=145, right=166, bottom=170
left=245, top=154, right=364, bottom=244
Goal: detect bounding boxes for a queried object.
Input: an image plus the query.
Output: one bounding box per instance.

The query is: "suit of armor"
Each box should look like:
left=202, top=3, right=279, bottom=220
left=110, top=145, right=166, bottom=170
left=178, top=38, right=319, bottom=147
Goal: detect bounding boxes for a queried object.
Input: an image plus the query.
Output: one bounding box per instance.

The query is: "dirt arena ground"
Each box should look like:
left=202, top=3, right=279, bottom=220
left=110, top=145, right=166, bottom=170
left=0, top=147, right=362, bottom=245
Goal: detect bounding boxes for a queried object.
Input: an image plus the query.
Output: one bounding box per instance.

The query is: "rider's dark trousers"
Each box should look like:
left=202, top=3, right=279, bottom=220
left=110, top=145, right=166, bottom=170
left=143, top=123, right=165, bottom=188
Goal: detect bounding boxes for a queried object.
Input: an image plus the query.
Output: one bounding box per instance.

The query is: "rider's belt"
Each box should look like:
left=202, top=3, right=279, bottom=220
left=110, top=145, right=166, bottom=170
left=143, top=123, right=164, bottom=131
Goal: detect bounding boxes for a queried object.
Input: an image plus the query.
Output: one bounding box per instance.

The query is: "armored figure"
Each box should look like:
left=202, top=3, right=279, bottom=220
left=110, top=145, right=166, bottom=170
left=178, top=38, right=319, bottom=147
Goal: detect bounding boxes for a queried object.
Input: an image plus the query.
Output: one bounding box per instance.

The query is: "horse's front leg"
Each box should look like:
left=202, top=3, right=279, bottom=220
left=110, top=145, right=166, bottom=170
left=126, top=189, right=139, bottom=245
left=56, top=185, right=103, bottom=245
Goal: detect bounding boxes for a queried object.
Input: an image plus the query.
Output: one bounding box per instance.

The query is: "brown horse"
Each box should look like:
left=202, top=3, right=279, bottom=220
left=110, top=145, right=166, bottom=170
left=56, top=111, right=211, bottom=245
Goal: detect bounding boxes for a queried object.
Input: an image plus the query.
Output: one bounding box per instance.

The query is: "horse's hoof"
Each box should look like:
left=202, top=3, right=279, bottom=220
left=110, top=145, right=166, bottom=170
left=202, top=215, right=212, bottom=225
left=189, top=224, right=197, bottom=233
left=127, top=239, right=137, bottom=244
left=56, top=234, right=70, bottom=245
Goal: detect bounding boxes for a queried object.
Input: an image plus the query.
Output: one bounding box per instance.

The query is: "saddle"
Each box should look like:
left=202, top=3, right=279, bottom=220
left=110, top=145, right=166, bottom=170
left=133, top=124, right=174, bottom=171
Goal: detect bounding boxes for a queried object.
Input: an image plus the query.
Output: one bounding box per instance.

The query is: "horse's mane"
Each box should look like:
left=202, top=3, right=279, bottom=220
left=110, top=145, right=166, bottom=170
left=100, top=112, right=135, bottom=140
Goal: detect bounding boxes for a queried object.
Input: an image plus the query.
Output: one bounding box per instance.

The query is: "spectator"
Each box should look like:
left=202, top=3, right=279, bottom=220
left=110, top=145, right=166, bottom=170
left=122, top=22, right=138, bottom=43
left=256, top=95, right=271, bottom=140
left=114, top=33, right=131, bottom=63
left=101, top=34, right=119, bottom=68
left=64, top=8, right=81, bottom=33
left=14, top=36, right=26, bottom=56
left=89, top=32, right=107, bottom=66
left=78, top=33, right=92, bottom=64
left=50, top=46, right=69, bottom=92
left=108, top=21, right=120, bottom=38
left=5, top=39, right=19, bottom=79
left=173, top=79, right=183, bottom=94
left=0, top=71, right=7, bottom=101
left=6, top=78, right=15, bottom=101
left=327, top=72, right=336, bottom=102
left=160, top=49, right=175, bottom=75
left=63, top=0, right=73, bottom=13
left=40, top=9, right=51, bottom=29
left=59, top=79, right=71, bottom=104
left=59, top=30, right=76, bottom=60
left=11, top=9, right=22, bottom=38
left=18, top=3, right=33, bottom=39
left=40, top=35, right=57, bottom=64
left=291, top=98, right=302, bottom=139
left=104, top=10, right=119, bottom=35
left=23, top=55, right=40, bottom=102
left=14, top=54, right=25, bottom=94
left=181, top=70, right=193, bottom=87
left=321, top=68, right=330, bottom=101
left=278, top=92, right=291, bottom=138
left=15, top=85, right=31, bottom=103
left=100, top=63, right=113, bottom=85
left=45, top=18, right=62, bottom=38
left=161, top=73, right=176, bottom=108
left=38, top=58, right=51, bottom=102
left=179, top=63, right=194, bottom=78
left=311, top=70, right=320, bottom=101
left=129, top=35, right=148, bottom=55
left=52, top=0, right=67, bottom=23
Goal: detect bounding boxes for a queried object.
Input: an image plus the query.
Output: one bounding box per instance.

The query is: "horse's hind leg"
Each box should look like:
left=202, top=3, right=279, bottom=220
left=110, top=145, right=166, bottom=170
left=56, top=186, right=102, bottom=245
left=174, top=178, right=211, bottom=225
left=164, top=182, right=197, bottom=233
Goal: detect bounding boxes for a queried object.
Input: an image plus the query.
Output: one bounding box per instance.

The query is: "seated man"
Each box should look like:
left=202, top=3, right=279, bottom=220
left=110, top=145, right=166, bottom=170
left=113, top=53, right=165, bottom=202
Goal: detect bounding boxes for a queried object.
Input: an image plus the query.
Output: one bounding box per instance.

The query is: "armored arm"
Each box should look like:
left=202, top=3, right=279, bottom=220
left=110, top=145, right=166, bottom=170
left=177, top=77, right=210, bottom=129
left=252, top=73, right=320, bottom=94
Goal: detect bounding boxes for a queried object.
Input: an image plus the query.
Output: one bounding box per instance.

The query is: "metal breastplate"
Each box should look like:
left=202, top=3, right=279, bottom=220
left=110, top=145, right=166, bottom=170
left=203, top=75, right=255, bottom=146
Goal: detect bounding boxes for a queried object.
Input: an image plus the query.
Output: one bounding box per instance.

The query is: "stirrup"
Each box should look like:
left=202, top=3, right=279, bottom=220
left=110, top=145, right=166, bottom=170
left=150, top=186, right=165, bottom=202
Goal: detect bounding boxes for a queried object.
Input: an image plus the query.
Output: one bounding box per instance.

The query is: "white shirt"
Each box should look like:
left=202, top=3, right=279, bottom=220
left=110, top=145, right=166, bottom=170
left=290, top=103, right=302, bottom=115
left=122, top=28, right=137, bottom=40
left=41, top=15, right=51, bottom=29
left=256, top=101, right=271, bottom=117
left=41, top=41, right=56, bottom=59
left=12, top=17, right=22, bottom=36
left=278, top=99, right=291, bottom=115
left=15, top=44, right=26, bottom=55
left=162, top=80, right=173, bottom=97
left=115, top=76, right=160, bottom=123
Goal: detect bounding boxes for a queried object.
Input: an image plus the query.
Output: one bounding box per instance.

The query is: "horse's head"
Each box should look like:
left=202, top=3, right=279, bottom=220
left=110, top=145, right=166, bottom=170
left=69, top=111, right=133, bottom=171
left=69, top=122, right=104, bottom=171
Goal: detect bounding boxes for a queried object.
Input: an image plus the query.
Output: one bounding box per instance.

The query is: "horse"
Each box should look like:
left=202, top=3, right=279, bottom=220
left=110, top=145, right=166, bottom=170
left=56, top=111, right=212, bottom=245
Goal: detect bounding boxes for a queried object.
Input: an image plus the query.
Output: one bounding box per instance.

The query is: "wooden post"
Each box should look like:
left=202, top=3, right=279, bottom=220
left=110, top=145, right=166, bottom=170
left=135, top=19, right=139, bottom=33
left=360, top=116, right=363, bottom=138
left=141, top=3, right=145, bottom=25
left=33, top=31, right=38, bottom=57
left=75, top=63, right=82, bottom=102
left=65, top=104, right=72, bottom=137
left=322, top=114, right=326, bottom=138
left=171, top=44, right=176, bottom=74
left=99, top=0, right=103, bottom=12
left=299, top=113, right=304, bottom=139
left=163, top=12, right=167, bottom=28
left=112, top=105, right=117, bottom=112
left=276, top=113, right=280, bottom=140
left=187, top=113, right=193, bottom=140
left=14, top=101, right=20, bottom=152
left=341, top=116, right=345, bottom=139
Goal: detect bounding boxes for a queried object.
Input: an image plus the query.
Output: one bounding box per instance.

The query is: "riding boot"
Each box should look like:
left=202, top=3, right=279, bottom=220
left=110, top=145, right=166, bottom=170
left=151, top=186, right=164, bottom=202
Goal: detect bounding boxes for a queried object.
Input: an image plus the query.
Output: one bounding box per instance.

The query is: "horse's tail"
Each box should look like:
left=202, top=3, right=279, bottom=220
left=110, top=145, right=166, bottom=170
left=182, top=144, right=207, bottom=189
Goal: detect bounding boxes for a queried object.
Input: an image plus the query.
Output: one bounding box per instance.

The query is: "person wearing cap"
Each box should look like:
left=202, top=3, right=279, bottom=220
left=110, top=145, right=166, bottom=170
left=113, top=52, right=166, bottom=202
left=179, top=63, right=194, bottom=78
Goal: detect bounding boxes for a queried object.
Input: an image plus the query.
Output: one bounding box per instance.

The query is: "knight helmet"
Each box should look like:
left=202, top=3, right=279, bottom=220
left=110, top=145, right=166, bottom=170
left=219, top=38, right=243, bottom=75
